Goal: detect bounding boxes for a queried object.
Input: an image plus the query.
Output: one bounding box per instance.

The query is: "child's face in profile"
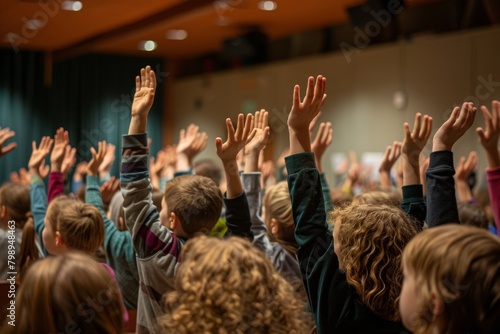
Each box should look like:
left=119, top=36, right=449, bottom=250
left=399, top=264, right=420, bottom=332
left=42, top=215, right=59, bottom=255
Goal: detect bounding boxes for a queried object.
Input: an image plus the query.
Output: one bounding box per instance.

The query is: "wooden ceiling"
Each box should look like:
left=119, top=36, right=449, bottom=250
left=1, top=0, right=496, bottom=62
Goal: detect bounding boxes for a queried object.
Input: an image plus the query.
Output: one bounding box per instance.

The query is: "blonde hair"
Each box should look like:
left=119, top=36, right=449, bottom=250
left=352, top=190, right=401, bottom=206
left=262, top=181, right=296, bottom=247
left=160, top=236, right=311, bottom=333
left=164, top=175, right=223, bottom=236
left=329, top=204, right=420, bottom=322
left=47, top=196, right=104, bottom=254
left=3, top=252, right=123, bottom=333
left=402, top=225, right=500, bottom=334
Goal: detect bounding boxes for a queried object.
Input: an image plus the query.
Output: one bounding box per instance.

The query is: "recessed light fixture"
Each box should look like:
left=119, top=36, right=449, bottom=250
left=258, top=1, right=277, bottom=11
left=138, top=40, right=157, bottom=52
left=166, top=29, right=188, bottom=40
left=25, top=20, right=45, bottom=29
left=62, top=1, right=83, bottom=12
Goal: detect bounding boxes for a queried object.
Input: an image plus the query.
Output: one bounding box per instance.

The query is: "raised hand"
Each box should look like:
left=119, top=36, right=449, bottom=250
left=216, top=114, right=256, bottom=164
left=176, top=124, right=208, bottom=171
left=73, top=161, right=88, bottom=182
left=149, top=149, right=166, bottom=189
left=456, top=151, right=478, bottom=182
left=0, top=127, right=17, bottom=157
left=433, top=102, right=476, bottom=152
left=100, top=176, right=120, bottom=206
left=129, top=65, right=156, bottom=134
left=311, top=122, right=333, bottom=173
left=9, top=168, right=30, bottom=186
left=28, top=136, right=54, bottom=177
left=98, top=143, right=116, bottom=178
left=86, top=141, right=107, bottom=176
left=402, top=113, right=433, bottom=185
left=244, top=109, right=271, bottom=173
left=287, top=75, right=327, bottom=154
left=61, top=145, right=77, bottom=175
left=162, top=145, right=177, bottom=179
left=50, top=128, right=69, bottom=173
left=379, top=141, right=402, bottom=188
left=476, top=100, right=500, bottom=168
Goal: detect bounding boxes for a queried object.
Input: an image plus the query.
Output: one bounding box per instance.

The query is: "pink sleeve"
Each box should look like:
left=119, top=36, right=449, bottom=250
left=48, top=172, right=65, bottom=203
left=486, top=166, right=500, bottom=235
left=100, top=263, right=130, bottom=324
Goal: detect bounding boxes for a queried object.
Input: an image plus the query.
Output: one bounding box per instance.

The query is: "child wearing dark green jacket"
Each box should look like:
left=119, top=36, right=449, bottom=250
left=285, top=75, right=425, bottom=334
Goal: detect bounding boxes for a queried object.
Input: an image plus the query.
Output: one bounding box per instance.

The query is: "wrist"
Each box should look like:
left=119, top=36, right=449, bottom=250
left=432, top=141, right=450, bottom=152
left=51, top=163, right=62, bottom=172
left=29, top=167, right=39, bottom=176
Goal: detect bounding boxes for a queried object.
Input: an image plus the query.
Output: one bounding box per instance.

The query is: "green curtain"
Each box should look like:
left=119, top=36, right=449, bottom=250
left=0, top=49, right=164, bottom=184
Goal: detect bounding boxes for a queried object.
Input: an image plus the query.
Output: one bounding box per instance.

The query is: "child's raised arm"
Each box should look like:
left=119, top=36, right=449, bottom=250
left=427, top=102, right=476, bottom=227
left=216, top=113, right=255, bottom=240
left=400, top=113, right=432, bottom=225
left=476, top=100, right=500, bottom=233
left=0, top=127, right=17, bottom=157
left=378, top=141, right=402, bottom=189
left=129, top=66, right=156, bottom=135
left=176, top=124, right=207, bottom=173
left=287, top=75, right=327, bottom=155
left=48, top=128, right=70, bottom=202
left=454, top=151, right=477, bottom=203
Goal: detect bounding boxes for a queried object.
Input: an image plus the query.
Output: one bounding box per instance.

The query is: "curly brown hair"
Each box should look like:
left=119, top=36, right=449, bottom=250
left=329, top=204, right=420, bottom=322
left=159, top=236, right=311, bottom=333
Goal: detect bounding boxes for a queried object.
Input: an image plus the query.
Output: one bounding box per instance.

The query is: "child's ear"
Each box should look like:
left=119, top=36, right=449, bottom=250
left=431, top=293, right=444, bottom=317
left=118, top=216, right=126, bottom=231
left=55, top=231, right=65, bottom=248
left=169, top=212, right=178, bottom=230
left=270, top=218, right=280, bottom=236
left=0, top=205, right=6, bottom=219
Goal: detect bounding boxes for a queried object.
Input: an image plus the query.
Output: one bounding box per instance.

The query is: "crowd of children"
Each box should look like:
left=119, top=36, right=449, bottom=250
left=0, top=65, right=498, bottom=334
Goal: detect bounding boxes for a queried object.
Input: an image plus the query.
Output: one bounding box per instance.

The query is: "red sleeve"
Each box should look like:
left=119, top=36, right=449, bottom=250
left=48, top=172, right=65, bottom=203
left=486, top=166, right=500, bottom=235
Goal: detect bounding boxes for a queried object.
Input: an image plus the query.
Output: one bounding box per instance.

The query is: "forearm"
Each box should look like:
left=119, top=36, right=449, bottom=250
left=379, top=170, right=392, bottom=189
left=401, top=184, right=426, bottom=227
left=48, top=172, right=65, bottom=203
left=289, top=128, right=312, bottom=155
left=224, top=191, right=253, bottom=241
left=402, top=155, right=420, bottom=186
left=244, top=151, right=259, bottom=173
left=426, top=151, right=459, bottom=227
left=485, top=148, right=500, bottom=169
left=128, top=115, right=147, bottom=135
left=85, top=175, right=107, bottom=216
left=455, top=179, right=473, bottom=203
left=223, top=160, right=243, bottom=199
left=175, top=153, right=191, bottom=173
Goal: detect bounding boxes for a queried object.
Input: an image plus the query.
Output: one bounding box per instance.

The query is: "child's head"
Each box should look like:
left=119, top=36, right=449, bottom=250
left=352, top=189, right=401, bottom=207
left=161, top=175, right=223, bottom=238
left=329, top=203, right=420, bottom=322
left=8, top=251, right=123, bottom=334
left=458, top=201, right=489, bottom=230
left=400, top=225, right=500, bottom=334
left=44, top=196, right=104, bottom=255
left=160, top=236, right=311, bottom=333
left=0, top=183, right=30, bottom=226
left=262, top=181, right=296, bottom=247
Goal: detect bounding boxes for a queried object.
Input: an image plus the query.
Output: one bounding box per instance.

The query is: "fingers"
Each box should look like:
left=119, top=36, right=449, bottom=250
left=241, top=114, right=254, bottom=141
left=412, top=113, right=422, bottom=137
left=292, top=85, right=301, bottom=108
left=226, top=118, right=236, bottom=141
left=304, top=76, right=315, bottom=103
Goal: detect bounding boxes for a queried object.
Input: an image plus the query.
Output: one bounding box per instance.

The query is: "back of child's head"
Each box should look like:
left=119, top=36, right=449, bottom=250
left=160, top=235, right=311, bottom=333
left=5, top=251, right=123, bottom=334
left=401, top=225, right=500, bottom=334
left=57, top=200, right=104, bottom=253
left=194, top=158, right=223, bottom=186
left=262, top=181, right=297, bottom=248
left=45, top=196, right=104, bottom=254
left=458, top=201, right=489, bottom=229
left=352, top=189, right=401, bottom=207
left=329, top=203, right=420, bottom=322
left=0, top=183, right=30, bottom=226
left=164, top=175, right=223, bottom=237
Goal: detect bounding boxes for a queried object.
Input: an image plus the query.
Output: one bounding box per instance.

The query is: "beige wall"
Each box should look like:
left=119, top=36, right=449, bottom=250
left=172, top=25, right=500, bottom=187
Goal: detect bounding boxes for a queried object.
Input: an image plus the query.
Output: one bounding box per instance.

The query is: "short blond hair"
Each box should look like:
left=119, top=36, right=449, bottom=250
left=160, top=236, right=311, bottom=333
left=402, top=225, right=500, bottom=334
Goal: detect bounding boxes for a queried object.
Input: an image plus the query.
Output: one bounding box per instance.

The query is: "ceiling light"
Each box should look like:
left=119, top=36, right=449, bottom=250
left=258, top=1, right=277, bottom=11
left=138, top=40, right=157, bottom=52
left=62, top=1, right=83, bottom=12
left=166, top=29, right=188, bottom=40
left=25, top=20, right=45, bottom=29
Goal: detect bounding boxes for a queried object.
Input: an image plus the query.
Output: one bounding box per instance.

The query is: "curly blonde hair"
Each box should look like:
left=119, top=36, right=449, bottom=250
left=329, top=204, right=420, bottom=322
left=159, top=236, right=311, bottom=333
left=402, top=225, right=500, bottom=334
